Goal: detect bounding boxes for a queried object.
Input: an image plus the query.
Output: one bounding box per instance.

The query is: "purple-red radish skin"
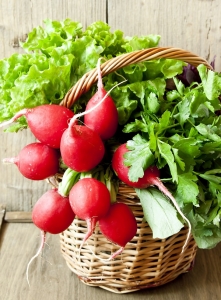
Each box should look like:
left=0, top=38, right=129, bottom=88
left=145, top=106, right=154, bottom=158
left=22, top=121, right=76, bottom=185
left=69, top=178, right=111, bottom=220
left=69, top=178, right=111, bottom=244
left=84, top=58, right=118, bottom=140
left=112, top=143, right=180, bottom=205
left=112, top=143, right=160, bottom=188
left=28, top=105, right=75, bottom=148
left=32, top=189, right=75, bottom=234
left=99, top=202, right=137, bottom=259
left=84, top=88, right=118, bottom=140
left=0, top=104, right=75, bottom=148
left=60, top=125, right=105, bottom=172
left=3, top=142, right=60, bottom=180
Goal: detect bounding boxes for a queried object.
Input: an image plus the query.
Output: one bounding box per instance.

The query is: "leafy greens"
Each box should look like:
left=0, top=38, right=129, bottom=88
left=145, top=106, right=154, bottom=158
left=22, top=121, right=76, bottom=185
left=115, top=64, right=221, bottom=249
left=1, top=19, right=221, bottom=249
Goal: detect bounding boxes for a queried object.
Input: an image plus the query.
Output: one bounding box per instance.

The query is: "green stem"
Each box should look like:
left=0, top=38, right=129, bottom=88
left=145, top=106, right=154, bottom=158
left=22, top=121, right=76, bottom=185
left=80, top=165, right=119, bottom=203
left=103, top=165, right=119, bottom=203
left=157, top=123, right=180, bottom=136
left=58, top=168, right=80, bottom=197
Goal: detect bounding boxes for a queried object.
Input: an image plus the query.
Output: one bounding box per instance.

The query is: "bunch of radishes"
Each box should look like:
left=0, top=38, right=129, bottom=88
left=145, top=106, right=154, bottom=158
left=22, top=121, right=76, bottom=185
left=1, top=59, right=139, bottom=261
left=1, top=58, right=191, bottom=265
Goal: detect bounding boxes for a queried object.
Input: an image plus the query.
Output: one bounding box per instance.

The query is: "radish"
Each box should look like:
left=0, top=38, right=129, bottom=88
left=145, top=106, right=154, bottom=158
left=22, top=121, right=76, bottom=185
left=112, top=144, right=160, bottom=189
left=69, top=178, right=111, bottom=247
left=60, top=124, right=105, bottom=172
left=99, top=202, right=137, bottom=260
left=112, top=143, right=192, bottom=252
left=79, top=164, right=119, bottom=203
left=2, top=142, right=59, bottom=180
left=32, top=188, right=75, bottom=234
left=84, top=58, right=119, bottom=140
left=59, top=65, right=126, bottom=172
left=27, top=189, right=75, bottom=286
left=0, top=104, right=75, bottom=148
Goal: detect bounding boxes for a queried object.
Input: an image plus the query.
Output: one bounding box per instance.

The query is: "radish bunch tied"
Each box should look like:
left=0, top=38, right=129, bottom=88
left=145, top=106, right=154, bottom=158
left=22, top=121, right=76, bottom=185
left=2, top=19, right=221, bottom=260
left=1, top=61, right=133, bottom=263
left=1, top=46, right=202, bottom=281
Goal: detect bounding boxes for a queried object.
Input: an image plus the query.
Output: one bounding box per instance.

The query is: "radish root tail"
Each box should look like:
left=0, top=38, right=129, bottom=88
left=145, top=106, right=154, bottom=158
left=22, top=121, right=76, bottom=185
left=77, top=218, right=97, bottom=262
left=26, top=230, right=46, bottom=287
left=0, top=108, right=28, bottom=128
left=86, top=241, right=124, bottom=263
left=79, top=218, right=97, bottom=252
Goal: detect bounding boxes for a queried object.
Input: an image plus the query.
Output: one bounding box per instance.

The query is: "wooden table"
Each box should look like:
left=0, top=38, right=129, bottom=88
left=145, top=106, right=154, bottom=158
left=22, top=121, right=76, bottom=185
left=0, top=214, right=221, bottom=300
left=1, top=1, right=221, bottom=299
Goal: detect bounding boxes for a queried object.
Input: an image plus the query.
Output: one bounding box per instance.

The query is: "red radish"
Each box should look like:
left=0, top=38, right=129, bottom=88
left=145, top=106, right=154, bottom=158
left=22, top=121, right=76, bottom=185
left=112, top=143, right=192, bottom=252
left=0, top=104, right=75, bottom=148
left=32, top=189, right=75, bottom=234
left=99, top=202, right=137, bottom=260
left=112, top=144, right=160, bottom=189
left=27, top=189, right=75, bottom=286
left=84, top=58, right=118, bottom=140
left=59, top=67, right=126, bottom=172
left=60, top=124, right=105, bottom=172
left=2, top=142, right=59, bottom=180
left=69, top=178, right=111, bottom=247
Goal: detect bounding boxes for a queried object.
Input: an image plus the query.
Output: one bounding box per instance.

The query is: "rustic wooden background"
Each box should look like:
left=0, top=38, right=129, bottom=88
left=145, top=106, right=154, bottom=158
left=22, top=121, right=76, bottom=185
left=1, top=1, right=221, bottom=300
left=0, top=0, right=221, bottom=212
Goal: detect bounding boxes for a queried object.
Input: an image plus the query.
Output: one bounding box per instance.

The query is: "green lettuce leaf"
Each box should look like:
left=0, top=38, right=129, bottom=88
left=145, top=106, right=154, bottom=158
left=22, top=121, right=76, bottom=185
left=0, top=19, right=161, bottom=129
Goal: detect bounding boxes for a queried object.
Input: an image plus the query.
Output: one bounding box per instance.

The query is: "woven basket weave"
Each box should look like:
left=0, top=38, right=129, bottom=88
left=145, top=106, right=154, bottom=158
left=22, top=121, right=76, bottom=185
left=59, top=47, right=211, bottom=293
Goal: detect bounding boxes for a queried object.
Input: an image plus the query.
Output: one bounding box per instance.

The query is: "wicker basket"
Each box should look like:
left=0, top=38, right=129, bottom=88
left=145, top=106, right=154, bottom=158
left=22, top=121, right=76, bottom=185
left=59, top=47, right=211, bottom=293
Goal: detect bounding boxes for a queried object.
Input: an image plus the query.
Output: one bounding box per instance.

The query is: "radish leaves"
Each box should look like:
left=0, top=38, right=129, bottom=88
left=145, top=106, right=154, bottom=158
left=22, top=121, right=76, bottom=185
left=120, top=65, right=221, bottom=249
left=136, top=188, right=184, bottom=239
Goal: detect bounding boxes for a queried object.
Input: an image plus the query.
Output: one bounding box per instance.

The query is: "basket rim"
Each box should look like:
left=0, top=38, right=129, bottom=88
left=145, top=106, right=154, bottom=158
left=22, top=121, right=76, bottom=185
left=61, top=46, right=212, bottom=108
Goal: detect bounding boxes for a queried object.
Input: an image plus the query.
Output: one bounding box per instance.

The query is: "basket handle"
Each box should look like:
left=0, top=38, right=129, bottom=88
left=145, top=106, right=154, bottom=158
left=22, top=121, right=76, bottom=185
left=61, top=46, right=212, bottom=108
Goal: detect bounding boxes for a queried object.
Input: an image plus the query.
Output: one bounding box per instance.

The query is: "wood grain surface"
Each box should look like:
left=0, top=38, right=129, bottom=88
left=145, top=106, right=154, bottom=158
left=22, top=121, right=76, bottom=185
left=1, top=0, right=221, bottom=211
left=108, top=0, right=221, bottom=69
left=4, top=211, right=32, bottom=223
left=0, top=2, right=221, bottom=299
left=0, top=204, right=6, bottom=231
left=0, top=222, right=221, bottom=300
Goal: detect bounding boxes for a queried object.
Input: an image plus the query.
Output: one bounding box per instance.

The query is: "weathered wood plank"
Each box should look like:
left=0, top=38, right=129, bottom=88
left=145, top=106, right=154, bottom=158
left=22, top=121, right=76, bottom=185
left=4, top=211, right=32, bottom=223
left=0, top=0, right=107, bottom=59
left=0, top=204, right=6, bottom=231
left=108, top=0, right=221, bottom=72
left=0, top=223, right=221, bottom=300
